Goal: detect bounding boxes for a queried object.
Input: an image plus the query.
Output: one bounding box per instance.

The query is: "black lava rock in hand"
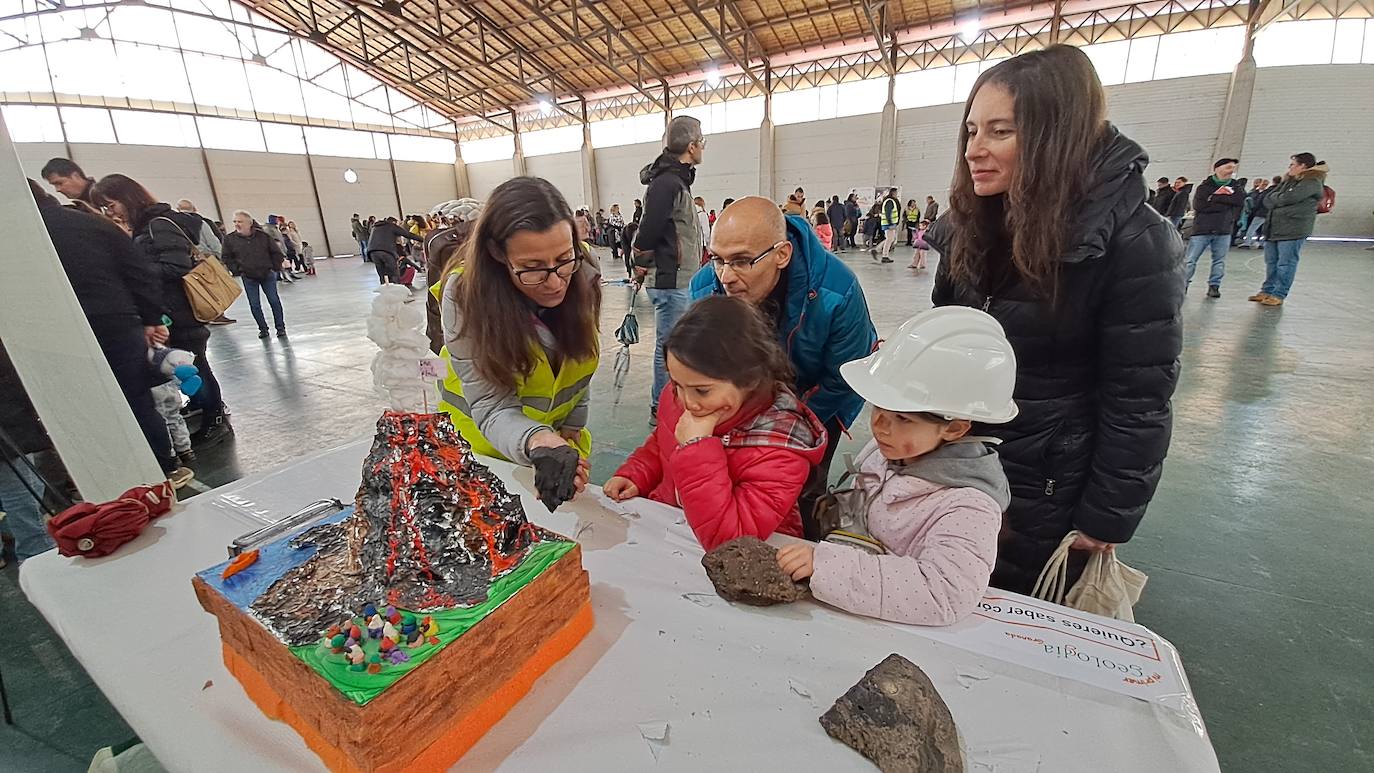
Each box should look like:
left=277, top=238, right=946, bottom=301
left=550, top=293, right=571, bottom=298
left=530, top=444, right=580, bottom=512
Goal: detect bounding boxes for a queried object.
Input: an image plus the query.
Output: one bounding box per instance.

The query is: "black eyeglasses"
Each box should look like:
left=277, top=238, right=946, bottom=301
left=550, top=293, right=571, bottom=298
left=511, top=254, right=582, bottom=286
left=708, top=241, right=784, bottom=274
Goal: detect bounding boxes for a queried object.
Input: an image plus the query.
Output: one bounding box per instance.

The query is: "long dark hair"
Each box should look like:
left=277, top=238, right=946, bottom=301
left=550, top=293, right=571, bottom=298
left=665, top=296, right=793, bottom=393
left=91, top=174, right=159, bottom=227
left=948, top=45, right=1108, bottom=296
left=456, top=177, right=600, bottom=391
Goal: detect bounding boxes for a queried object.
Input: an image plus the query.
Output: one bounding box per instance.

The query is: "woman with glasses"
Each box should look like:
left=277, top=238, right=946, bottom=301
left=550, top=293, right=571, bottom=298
left=437, top=177, right=602, bottom=512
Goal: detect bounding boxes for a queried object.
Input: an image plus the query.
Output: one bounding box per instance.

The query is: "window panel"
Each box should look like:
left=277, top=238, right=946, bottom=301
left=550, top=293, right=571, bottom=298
left=1, top=104, right=64, bottom=142
left=169, top=12, right=246, bottom=58
left=60, top=106, right=116, bottom=143
left=115, top=42, right=193, bottom=103
left=1255, top=21, right=1336, bottom=67
left=1082, top=40, right=1130, bottom=85
left=112, top=109, right=199, bottom=147
left=108, top=5, right=179, bottom=46
left=521, top=124, right=582, bottom=157
left=293, top=40, right=338, bottom=80
left=1152, top=27, right=1245, bottom=78
left=894, top=66, right=957, bottom=108
left=391, top=134, right=456, bottom=164
left=835, top=77, right=888, bottom=117
left=588, top=112, right=664, bottom=148
left=47, top=39, right=124, bottom=98
left=1124, top=36, right=1160, bottom=83
left=461, top=133, right=515, bottom=162
left=1332, top=19, right=1364, bottom=64
left=261, top=122, right=306, bottom=154
left=1366, top=20, right=1374, bottom=64
left=723, top=96, right=764, bottom=131
left=303, top=125, right=375, bottom=157
left=372, top=132, right=391, bottom=159
left=197, top=115, right=266, bottom=151
left=952, top=62, right=982, bottom=102
left=182, top=52, right=255, bottom=110
left=299, top=80, right=353, bottom=122
left=772, top=87, right=820, bottom=125
left=243, top=62, right=305, bottom=116
left=0, top=46, right=52, bottom=93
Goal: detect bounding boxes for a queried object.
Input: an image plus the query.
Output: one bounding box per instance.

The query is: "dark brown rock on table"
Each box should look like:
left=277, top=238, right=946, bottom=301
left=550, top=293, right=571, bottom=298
left=700, top=536, right=808, bottom=606
left=820, top=653, right=964, bottom=773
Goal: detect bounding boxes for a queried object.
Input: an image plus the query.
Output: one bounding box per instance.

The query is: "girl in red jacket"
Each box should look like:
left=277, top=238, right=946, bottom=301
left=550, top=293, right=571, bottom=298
left=604, top=296, right=827, bottom=550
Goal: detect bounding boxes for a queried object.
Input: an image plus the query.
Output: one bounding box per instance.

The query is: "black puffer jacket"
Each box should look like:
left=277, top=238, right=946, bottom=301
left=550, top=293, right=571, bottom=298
left=131, top=204, right=209, bottom=341
left=633, top=151, right=700, bottom=289
left=927, top=127, right=1185, bottom=593
left=1188, top=176, right=1246, bottom=235
left=222, top=225, right=285, bottom=281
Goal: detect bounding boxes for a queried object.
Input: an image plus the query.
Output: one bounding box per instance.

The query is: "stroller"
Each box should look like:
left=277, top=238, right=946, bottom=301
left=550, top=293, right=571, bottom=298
left=612, top=283, right=641, bottom=403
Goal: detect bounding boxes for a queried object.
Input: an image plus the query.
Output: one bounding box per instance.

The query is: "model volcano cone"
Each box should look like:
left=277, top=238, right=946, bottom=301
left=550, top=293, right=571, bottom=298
left=251, top=412, right=540, bottom=645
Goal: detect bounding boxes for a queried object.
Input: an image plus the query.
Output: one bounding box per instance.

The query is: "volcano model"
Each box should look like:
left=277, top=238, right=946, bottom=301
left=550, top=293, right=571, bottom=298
left=250, top=411, right=544, bottom=646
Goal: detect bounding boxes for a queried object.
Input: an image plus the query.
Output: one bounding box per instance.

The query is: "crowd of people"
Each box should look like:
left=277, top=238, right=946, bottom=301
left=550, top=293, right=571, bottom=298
left=1146, top=152, right=1330, bottom=305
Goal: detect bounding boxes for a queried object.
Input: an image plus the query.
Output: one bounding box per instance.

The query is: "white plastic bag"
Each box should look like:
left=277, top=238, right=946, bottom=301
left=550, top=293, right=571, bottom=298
left=1030, top=530, right=1148, bottom=621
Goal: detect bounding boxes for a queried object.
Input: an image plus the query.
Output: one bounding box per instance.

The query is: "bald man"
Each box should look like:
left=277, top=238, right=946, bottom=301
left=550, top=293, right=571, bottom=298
left=689, top=197, right=877, bottom=539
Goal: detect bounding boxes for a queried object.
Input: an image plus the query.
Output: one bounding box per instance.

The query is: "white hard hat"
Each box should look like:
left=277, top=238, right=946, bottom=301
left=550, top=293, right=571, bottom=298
left=840, top=307, right=1018, bottom=423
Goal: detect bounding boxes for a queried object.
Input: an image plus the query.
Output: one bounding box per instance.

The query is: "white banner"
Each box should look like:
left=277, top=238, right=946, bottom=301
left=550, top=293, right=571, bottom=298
left=912, top=593, right=1190, bottom=703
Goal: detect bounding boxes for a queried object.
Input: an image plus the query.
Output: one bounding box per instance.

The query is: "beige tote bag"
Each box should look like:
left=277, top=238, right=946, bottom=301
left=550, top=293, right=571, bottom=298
left=1030, top=531, right=1148, bottom=622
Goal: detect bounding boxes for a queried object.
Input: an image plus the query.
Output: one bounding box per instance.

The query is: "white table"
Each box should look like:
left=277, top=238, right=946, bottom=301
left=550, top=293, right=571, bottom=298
left=22, top=438, right=1220, bottom=772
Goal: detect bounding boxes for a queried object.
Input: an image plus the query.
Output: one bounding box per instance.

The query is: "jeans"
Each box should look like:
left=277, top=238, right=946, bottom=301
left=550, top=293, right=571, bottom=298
left=243, top=275, right=286, bottom=333
left=1261, top=239, right=1306, bottom=299
left=0, top=455, right=53, bottom=562
left=647, top=288, right=691, bottom=410
left=1245, top=216, right=1267, bottom=248
left=1185, top=234, right=1230, bottom=288
left=358, top=239, right=369, bottom=259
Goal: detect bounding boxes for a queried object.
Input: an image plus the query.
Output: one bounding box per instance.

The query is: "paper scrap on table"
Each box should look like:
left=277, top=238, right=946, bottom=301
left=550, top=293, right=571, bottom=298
left=681, top=592, right=713, bottom=608
left=591, top=489, right=640, bottom=518
left=968, top=741, right=1041, bottom=773
left=637, top=720, right=671, bottom=762
left=788, top=677, right=812, bottom=699
left=957, top=665, right=994, bottom=688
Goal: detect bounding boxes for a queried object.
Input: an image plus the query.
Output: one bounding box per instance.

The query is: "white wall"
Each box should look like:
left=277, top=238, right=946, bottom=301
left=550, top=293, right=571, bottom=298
left=310, top=156, right=397, bottom=256
left=895, top=102, right=965, bottom=206
left=1243, top=64, right=1374, bottom=236
left=206, top=149, right=323, bottom=255
left=525, top=151, right=586, bottom=209
left=776, top=113, right=883, bottom=202
left=395, top=159, right=458, bottom=218
left=468, top=158, right=516, bottom=200
left=1109, top=74, right=1231, bottom=186
left=596, top=141, right=657, bottom=214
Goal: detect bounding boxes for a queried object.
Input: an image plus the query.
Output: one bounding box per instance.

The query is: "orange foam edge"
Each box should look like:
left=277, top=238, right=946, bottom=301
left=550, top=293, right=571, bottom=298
left=222, top=600, right=595, bottom=773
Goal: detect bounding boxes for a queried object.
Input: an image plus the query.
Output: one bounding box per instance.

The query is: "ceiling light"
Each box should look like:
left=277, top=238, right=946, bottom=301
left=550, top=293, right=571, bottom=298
left=705, top=68, right=721, bottom=87
left=959, top=19, right=982, bottom=42
left=538, top=99, right=554, bottom=115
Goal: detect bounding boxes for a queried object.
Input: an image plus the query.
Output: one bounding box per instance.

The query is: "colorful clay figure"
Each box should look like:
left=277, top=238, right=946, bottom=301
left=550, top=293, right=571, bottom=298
left=382, top=621, right=400, bottom=643
left=386, top=649, right=410, bottom=665
left=367, top=653, right=382, bottom=674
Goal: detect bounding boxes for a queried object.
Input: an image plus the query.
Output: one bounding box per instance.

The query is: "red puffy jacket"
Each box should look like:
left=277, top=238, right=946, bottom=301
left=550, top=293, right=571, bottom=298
left=615, top=385, right=827, bottom=550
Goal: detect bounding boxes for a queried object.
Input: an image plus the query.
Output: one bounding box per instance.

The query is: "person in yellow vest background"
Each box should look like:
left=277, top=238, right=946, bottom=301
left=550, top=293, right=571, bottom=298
left=437, top=177, right=602, bottom=511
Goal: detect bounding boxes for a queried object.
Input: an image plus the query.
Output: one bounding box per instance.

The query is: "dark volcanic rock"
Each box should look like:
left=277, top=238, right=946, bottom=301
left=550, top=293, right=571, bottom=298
left=700, top=537, right=808, bottom=606
left=820, top=654, right=963, bottom=773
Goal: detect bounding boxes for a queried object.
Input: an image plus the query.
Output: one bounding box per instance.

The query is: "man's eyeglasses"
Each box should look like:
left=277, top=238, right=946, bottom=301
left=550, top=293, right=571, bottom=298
left=708, top=241, right=784, bottom=274
left=511, top=254, right=581, bottom=286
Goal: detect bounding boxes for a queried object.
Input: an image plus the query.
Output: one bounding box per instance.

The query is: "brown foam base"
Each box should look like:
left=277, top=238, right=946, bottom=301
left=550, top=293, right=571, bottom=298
left=194, top=545, right=592, bottom=772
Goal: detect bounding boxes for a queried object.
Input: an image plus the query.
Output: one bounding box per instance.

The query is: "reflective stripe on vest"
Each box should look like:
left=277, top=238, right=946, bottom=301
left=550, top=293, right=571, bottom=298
left=436, top=344, right=597, bottom=461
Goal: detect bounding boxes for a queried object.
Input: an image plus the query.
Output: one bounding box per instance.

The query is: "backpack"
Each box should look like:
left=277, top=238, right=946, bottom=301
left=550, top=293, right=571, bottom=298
left=1317, top=185, right=1335, bottom=214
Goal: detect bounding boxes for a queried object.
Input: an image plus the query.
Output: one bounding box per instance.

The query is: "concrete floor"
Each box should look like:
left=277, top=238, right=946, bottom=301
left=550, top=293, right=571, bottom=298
left=2, top=241, right=1371, bottom=771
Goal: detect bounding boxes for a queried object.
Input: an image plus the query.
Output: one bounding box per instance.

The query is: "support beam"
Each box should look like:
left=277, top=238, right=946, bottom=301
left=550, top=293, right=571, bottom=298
left=512, top=123, right=528, bottom=178
left=876, top=73, right=897, bottom=190
left=1214, top=11, right=1261, bottom=160
left=0, top=113, right=164, bottom=501
left=685, top=0, right=765, bottom=91
left=454, top=140, right=472, bottom=199
left=579, top=100, right=599, bottom=214
left=758, top=66, right=775, bottom=201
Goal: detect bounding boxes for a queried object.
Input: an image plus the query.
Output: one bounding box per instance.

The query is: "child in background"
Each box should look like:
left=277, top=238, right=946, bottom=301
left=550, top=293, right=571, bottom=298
left=301, top=241, right=316, bottom=276
left=814, top=211, right=833, bottom=252
left=604, top=296, right=827, bottom=550
left=909, top=219, right=931, bottom=270
left=152, top=380, right=194, bottom=468
left=777, top=307, right=1017, bottom=626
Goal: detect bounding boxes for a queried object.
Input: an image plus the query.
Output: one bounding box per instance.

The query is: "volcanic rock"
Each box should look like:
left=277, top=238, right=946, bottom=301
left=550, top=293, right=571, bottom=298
left=700, top=537, right=808, bottom=606
left=820, top=654, right=963, bottom=773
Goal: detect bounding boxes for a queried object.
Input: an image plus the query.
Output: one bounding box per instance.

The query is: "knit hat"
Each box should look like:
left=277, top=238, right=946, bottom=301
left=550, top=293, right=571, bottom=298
left=1213, top=158, right=1238, bottom=169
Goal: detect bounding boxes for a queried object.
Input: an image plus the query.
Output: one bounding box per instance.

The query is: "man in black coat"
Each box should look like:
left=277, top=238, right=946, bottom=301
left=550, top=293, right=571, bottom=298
left=1183, top=158, right=1245, bottom=297
left=926, top=130, right=1185, bottom=593
left=366, top=216, right=421, bottom=286
left=1165, top=176, right=1191, bottom=230
left=1147, top=177, right=1173, bottom=213
left=222, top=210, right=288, bottom=338
left=825, top=196, right=847, bottom=251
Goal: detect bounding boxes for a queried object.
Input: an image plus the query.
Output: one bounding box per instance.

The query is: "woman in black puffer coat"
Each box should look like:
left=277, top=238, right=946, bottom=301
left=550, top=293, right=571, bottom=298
left=925, top=46, right=1185, bottom=594
left=93, top=174, right=232, bottom=446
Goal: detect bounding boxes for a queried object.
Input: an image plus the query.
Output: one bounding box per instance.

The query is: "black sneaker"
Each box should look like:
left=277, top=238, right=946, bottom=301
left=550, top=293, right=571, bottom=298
left=1207, top=285, right=1221, bottom=298
left=193, top=414, right=234, bottom=448
left=881, top=257, right=894, bottom=264
left=276, top=329, right=288, bottom=338
left=258, top=329, right=270, bottom=339
left=178, top=449, right=197, bottom=467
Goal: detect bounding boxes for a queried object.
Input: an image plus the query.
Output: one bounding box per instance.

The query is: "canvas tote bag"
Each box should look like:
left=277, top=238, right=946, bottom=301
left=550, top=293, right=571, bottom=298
left=151, top=216, right=241, bottom=323
left=1030, top=530, right=1148, bottom=622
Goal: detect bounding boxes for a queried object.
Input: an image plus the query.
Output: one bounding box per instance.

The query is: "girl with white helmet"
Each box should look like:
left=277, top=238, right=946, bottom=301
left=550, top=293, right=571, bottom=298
left=777, top=307, right=1017, bottom=626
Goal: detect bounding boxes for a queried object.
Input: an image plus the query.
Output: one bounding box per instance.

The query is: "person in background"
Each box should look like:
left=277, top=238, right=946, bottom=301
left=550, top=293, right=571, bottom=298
left=634, top=115, right=707, bottom=426
left=351, top=213, right=368, bottom=258
left=221, top=210, right=288, bottom=339
left=437, top=177, right=600, bottom=511
left=30, top=179, right=194, bottom=485
left=690, top=197, right=877, bottom=539
left=262, top=215, right=295, bottom=284
left=777, top=307, right=1016, bottom=626
left=924, top=195, right=939, bottom=223
left=878, top=189, right=902, bottom=264
left=813, top=210, right=833, bottom=250
left=926, top=44, right=1184, bottom=594
left=175, top=199, right=235, bottom=325
left=812, top=199, right=826, bottom=221
left=594, top=209, right=607, bottom=246
left=1147, top=177, right=1174, bottom=214
left=1165, top=176, right=1192, bottom=230
left=574, top=209, right=591, bottom=243
left=694, top=196, right=712, bottom=264
left=632, top=198, right=643, bottom=225
left=845, top=194, right=862, bottom=250
left=300, top=240, right=316, bottom=275
left=708, top=209, right=717, bottom=229
left=0, top=341, right=59, bottom=564
left=285, top=219, right=306, bottom=274
left=150, top=367, right=195, bottom=469
left=782, top=187, right=807, bottom=216
left=366, top=216, right=421, bottom=285
left=909, top=219, right=931, bottom=270
left=604, top=296, right=826, bottom=550
left=606, top=203, right=626, bottom=265
left=905, top=199, right=921, bottom=245
left=1239, top=177, right=1273, bottom=249
left=722, top=197, right=735, bottom=213
left=424, top=202, right=482, bottom=354
left=863, top=201, right=882, bottom=251
left=1251, top=153, right=1327, bottom=307
left=826, top=196, right=847, bottom=251
left=1183, top=158, right=1244, bottom=298
left=41, top=158, right=98, bottom=212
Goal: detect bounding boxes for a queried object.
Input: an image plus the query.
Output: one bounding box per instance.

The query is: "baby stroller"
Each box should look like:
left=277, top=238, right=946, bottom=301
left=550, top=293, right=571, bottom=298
left=612, top=283, right=641, bottom=403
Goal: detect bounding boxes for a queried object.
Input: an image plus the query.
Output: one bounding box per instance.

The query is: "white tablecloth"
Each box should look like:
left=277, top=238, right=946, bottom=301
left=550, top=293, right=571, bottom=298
left=21, top=438, right=1220, bottom=772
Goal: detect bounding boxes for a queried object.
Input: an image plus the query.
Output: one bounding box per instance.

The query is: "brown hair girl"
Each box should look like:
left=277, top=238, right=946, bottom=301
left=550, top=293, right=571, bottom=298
left=665, top=295, right=793, bottom=394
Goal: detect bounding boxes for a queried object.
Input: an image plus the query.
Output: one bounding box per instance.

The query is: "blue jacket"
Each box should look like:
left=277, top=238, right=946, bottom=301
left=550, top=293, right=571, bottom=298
left=690, top=214, right=876, bottom=428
